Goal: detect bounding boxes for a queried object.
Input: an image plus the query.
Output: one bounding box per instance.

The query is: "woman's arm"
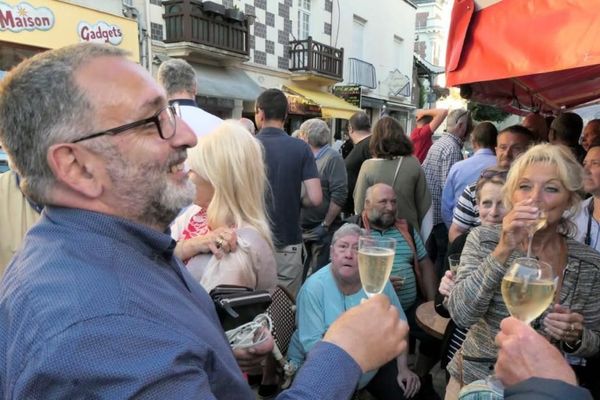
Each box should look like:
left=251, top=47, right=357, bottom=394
left=447, top=227, right=508, bottom=328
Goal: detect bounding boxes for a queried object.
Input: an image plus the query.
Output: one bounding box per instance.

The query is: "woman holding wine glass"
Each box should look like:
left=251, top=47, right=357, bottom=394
left=444, top=144, right=600, bottom=399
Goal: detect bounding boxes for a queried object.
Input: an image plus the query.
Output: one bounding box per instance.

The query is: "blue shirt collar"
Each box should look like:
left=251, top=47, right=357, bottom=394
left=314, top=144, right=331, bottom=160
left=44, top=206, right=177, bottom=260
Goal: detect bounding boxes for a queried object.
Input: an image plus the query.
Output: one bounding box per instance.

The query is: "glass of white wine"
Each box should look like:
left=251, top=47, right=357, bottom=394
left=502, top=257, right=556, bottom=324
left=526, top=203, right=547, bottom=258
left=485, top=257, right=556, bottom=392
left=358, top=236, right=396, bottom=298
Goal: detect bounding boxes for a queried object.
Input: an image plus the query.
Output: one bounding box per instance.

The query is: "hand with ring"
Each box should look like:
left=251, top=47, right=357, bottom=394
left=542, top=304, right=584, bottom=344
left=209, top=227, right=237, bottom=259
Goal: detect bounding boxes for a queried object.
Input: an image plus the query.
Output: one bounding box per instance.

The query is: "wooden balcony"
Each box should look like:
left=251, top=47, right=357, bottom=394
left=163, top=0, right=250, bottom=64
left=289, top=37, right=343, bottom=84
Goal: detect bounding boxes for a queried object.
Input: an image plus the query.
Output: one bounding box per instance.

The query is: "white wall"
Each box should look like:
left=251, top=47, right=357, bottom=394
left=332, top=0, right=416, bottom=101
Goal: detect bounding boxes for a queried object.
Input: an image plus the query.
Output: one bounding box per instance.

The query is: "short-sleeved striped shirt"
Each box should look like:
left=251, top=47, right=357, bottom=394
left=452, top=182, right=479, bottom=229
left=369, top=226, right=428, bottom=310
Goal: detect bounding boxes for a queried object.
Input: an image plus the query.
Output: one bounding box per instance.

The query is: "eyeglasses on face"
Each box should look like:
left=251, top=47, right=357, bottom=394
left=72, top=104, right=178, bottom=143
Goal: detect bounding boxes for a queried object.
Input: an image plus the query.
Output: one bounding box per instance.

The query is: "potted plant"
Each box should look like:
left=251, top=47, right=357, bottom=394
left=225, top=4, right=245, bottom=22
left=202, top=1, right=226, bottom=15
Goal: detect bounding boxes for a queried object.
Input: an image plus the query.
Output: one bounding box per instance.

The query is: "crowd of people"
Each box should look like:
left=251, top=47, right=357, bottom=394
left=0, top=43, right=599, bottom=400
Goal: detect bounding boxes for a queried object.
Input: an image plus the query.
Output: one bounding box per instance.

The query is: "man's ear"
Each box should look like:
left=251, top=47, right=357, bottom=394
left=46, top=143, right=104, bottom=198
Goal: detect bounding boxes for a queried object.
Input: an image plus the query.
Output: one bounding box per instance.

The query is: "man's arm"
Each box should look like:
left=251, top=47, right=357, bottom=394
left=448, top=223, right=467, bottom=243
left=323, top=155, right=348, bottom=227
left=301, top=178, right=322, bottom=207
left=417, top=256, right=437, bottom=301
left=416, top=108, right=448, bottom=133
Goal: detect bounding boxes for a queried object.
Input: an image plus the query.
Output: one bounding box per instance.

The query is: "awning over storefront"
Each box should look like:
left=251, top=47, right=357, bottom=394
left=283, top=85, right=362, bottom=119
left=0, top=0, right=139, bottom=61
left=445, top=0, right=600, bottom=113
left=193, top=64, right=262, bottom=101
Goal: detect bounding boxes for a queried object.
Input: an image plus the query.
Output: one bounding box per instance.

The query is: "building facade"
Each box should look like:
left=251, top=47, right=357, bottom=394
left=331, top=0, right=418, bottom=133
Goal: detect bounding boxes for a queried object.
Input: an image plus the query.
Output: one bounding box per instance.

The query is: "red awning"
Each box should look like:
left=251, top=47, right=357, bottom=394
left=445, top=0, right=600, bottom=114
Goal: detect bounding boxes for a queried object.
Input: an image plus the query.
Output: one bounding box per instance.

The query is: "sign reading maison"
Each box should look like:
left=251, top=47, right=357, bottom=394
left=0, top=2, right=54, bottom=32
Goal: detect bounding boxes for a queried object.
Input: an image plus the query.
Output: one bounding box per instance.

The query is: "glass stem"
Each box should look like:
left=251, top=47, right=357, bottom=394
left=526, top=233, right=534, bottom=258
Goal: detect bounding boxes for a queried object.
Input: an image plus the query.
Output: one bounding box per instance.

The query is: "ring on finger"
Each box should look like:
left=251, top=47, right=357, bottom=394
left=216, top=238, right=224, bottom=249
left=570, top=323, right=575, bottom=332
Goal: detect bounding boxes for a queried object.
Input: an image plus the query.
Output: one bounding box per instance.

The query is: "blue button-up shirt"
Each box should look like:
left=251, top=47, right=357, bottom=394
left=0, top=207, right=360, bottom=398
left=441, top=148, right=497, bottom=227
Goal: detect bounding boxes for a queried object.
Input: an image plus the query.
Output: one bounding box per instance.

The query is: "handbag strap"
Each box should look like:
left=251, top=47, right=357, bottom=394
left=392, top=156, right=403, bottom=187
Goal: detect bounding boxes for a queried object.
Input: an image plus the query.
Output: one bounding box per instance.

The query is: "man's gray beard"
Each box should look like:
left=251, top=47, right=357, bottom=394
left=103, top=148, right=195, bottom=229
left=368, top=209, right=396, bottom=229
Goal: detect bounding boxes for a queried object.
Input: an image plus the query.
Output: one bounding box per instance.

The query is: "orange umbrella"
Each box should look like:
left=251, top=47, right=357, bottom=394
left=445, top=0, right=600, bottom=114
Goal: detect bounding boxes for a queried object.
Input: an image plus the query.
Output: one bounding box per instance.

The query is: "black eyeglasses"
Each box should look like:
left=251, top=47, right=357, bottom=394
left=72, top=104, right=178, bottom=143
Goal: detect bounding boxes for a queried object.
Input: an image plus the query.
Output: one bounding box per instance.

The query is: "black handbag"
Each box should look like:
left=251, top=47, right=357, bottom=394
left=209, top=285, right=272, bottom=331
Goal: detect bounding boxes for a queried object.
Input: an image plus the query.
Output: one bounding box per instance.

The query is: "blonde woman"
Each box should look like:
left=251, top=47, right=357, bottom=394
left=171, top=121, right=277, bottom=292
left=445, top=144, right=600, bottom=398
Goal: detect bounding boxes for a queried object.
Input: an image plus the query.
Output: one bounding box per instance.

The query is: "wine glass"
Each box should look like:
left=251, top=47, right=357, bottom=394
left=485, top=257, right=556, bottom=392
left=357, top=236, right=396, bottom=298
left=526, top=203, right=547, bottom=258
left=448, top=254, right=461, bottom=274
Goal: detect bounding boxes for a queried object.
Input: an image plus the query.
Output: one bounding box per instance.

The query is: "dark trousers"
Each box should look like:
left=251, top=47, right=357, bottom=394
left=363, top=358, right=407, bottom=400
left=426, top=223, right=449, bottom=280
left=405, top=300, right=442, bottom=360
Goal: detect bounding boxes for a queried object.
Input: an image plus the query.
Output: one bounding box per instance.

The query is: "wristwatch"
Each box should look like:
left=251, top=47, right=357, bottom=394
left=320, top=221, right=330, bottom=231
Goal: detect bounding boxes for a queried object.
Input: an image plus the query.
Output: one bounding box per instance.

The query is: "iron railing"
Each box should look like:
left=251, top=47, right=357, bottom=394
left=289, top=37, right=343, bottom=80
left=163, top=0, right=250, bottom=56
left=347, top=57, right=377, bottom=89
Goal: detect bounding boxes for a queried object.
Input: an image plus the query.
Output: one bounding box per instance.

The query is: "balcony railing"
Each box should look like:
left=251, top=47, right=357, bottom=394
left=289, top=37, right=343, bottom=81
left=163, top=0, right=250, bottom=57
left=347, top=58, right=377, bottom=89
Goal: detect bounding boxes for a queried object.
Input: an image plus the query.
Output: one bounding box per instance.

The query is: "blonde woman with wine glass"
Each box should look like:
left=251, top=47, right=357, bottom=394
left=444, top=144, right=600, bottom=399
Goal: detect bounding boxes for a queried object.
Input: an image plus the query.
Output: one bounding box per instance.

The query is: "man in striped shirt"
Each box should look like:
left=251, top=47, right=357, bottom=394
left=350, top=183, right=441, bottom=398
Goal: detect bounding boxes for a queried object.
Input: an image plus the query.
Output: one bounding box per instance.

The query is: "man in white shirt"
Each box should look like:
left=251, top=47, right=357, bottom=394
left=574, top=139, right=600, bottom=252
left=157, top=58, right=222, bottom=137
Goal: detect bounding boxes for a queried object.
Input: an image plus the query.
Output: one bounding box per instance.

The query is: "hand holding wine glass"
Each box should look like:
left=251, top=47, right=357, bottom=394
left=358, top=236, right=396, bottom=298
left=486, top=257, right=556, bottom=391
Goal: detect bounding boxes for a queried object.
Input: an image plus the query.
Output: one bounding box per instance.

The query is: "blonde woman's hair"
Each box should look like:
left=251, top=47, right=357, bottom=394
left=503, top=143, right=584, bottom=236
left=187, top=120, right=273, bottom=248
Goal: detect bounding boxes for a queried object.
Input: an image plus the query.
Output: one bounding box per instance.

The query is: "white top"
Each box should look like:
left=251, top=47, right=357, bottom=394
left=179, top=104, right=223, bottom=138
left=573, top=197, right=600, bottom=252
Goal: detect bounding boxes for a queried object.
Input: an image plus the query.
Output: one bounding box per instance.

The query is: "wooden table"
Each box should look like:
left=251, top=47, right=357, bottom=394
left=415, top=301, right=449, bottom=340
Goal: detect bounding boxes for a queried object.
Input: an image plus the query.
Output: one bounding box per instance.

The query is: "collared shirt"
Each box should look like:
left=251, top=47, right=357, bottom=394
left=0, top=207, right=360, bottom=398
left=573, top=197, right=600, bottom=252
left=441, top=148, right=497, bottom=227
left=423, top=133, right=464, bottom=225
left=169, top=98, right=223, bottom=138
left=257, top=127, right=319, bottom=246
left=300, top=145, right=348, bottom=228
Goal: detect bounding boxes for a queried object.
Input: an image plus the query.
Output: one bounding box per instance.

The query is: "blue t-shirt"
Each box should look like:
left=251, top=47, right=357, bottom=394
left=257, top=127, right=319, bottom=246
left=288, top=264, right=406, bottom=389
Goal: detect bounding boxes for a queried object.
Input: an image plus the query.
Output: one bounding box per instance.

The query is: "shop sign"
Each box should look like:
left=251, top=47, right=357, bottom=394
left=0, top=1, right=54, bottom=32
left=286, top=94, right=321, bottom=116
left=78, top=21, right=123, bottom=45
left=333, top=85, right=361, bottom=108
